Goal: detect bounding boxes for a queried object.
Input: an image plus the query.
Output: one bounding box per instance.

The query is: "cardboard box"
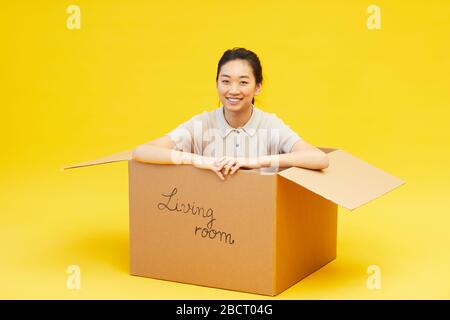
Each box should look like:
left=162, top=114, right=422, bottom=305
left=63, top=147, right=404, bottom=296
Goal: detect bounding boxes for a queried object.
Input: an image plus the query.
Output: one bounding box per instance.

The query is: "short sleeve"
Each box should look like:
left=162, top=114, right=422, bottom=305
left=165, top=113, right=206, bottom=153
left=269, top=114, right=302, bottom=154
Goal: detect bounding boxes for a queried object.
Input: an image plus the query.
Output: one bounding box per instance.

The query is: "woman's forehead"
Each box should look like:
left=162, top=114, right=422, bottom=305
left=219, top=60, right=253, bottom=77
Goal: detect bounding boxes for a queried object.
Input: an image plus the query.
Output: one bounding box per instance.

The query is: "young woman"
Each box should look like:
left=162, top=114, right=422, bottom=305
left=132, top=48, right=329, bottom=180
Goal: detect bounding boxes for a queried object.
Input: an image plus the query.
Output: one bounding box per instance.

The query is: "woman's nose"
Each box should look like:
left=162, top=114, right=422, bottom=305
left=229, top=85, right=240, bottom=94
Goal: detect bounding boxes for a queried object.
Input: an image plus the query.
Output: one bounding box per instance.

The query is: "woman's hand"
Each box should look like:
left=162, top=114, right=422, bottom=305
left=192, top=155, right=265, bottom=180
left=191, top=155, right=229, bottom=181
left=215, top=156, right=265, bottom=178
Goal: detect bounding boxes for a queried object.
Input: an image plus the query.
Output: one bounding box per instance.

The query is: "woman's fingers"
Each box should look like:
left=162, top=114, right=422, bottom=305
left=214, top=167, right=225, bottom=180
left=223, top=159, right=236, bottom=176
left=210, top=157, right=241, bottom=180
left=214, top=157, right=233, bottom=174
left=217, top=162, right=227, bottom=172
left=215, top=157, right=229, bottom=172
left=223, top=166, right=230, bottom=176
left=230, top=162, right=241, bottom=175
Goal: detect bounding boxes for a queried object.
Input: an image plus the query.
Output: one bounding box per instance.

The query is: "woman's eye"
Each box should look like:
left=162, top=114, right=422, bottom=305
left=222, top=80, right=229, bottom=84
left=240, top=82, right=248, bottom=85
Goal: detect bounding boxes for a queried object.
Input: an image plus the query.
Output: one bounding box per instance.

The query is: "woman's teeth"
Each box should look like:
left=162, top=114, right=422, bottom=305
left=227, top=97, right=242, bottom=103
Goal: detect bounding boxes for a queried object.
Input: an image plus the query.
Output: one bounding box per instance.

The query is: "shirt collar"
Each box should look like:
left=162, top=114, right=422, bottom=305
left=216, top=104, right=258, bottom=138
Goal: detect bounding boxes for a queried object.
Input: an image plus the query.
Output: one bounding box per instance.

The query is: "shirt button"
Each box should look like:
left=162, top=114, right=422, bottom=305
left=236, top=144, right=240, bottom=147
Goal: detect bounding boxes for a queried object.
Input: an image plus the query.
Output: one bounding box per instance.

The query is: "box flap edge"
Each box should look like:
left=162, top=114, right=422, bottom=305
left=61, top=150, right=133, bottom=170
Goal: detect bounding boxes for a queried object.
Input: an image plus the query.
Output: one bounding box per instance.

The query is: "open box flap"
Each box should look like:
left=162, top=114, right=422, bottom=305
left=62, top=150, right=133, bottom=170
left=277, top=149, right=405, bottom=211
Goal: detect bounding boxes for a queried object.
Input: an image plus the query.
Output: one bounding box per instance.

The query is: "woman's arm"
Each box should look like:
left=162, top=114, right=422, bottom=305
left=219, top=139, right=329, bottom=176
left=132, top=135, right=203, bottom=165
left=260, top=139, right=329, bottom=170
left=133, top=140, right=187, bottom=165
left=131, top=136, right=227, bottom=180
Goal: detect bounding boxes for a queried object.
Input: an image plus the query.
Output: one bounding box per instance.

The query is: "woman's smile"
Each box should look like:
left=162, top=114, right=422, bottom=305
left=226, top=96, right=243, bottom=105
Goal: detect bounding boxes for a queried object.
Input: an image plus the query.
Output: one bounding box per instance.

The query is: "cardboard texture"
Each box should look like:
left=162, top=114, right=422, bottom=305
left=63, top=147, right=404, bottom=296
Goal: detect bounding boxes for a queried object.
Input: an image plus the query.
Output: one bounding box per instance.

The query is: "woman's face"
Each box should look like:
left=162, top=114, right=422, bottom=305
left=216, top=59, right=262, bottom=113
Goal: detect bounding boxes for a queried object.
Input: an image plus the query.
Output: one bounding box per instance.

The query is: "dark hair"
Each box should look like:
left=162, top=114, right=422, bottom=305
left=216, top=47, right=263, bottom=105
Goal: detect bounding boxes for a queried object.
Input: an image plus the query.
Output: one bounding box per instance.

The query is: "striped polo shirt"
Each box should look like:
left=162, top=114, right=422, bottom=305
left=165, top=105, right=302, bottom=158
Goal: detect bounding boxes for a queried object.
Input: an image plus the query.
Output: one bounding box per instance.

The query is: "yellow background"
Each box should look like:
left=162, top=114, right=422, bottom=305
left=1, top=0, right=449, bottom=299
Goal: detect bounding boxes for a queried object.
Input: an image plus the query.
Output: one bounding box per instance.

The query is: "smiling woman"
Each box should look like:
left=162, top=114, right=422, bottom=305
left=132, top=47, right=329, bottom=180
left=216, top=49, right=262, bottom=116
